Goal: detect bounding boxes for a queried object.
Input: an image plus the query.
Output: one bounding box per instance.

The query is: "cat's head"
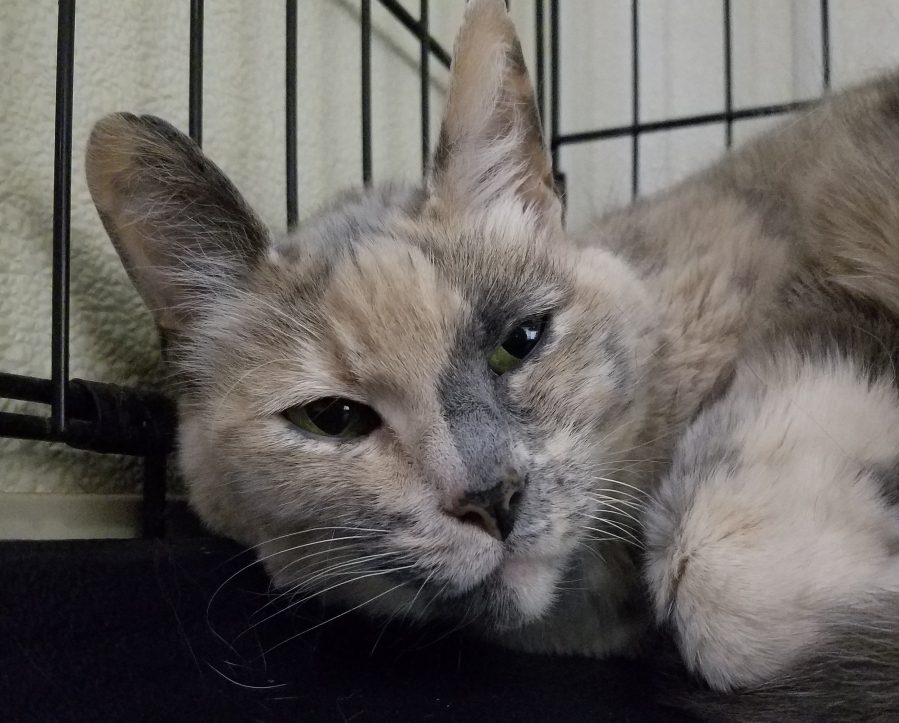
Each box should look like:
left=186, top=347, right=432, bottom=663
left=86, top=0, right=656, bottom=631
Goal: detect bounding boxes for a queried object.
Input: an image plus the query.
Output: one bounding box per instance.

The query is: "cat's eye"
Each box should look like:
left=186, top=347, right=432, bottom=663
left=488, top=316, right=548, bottom=375
left=283, top=397, right=380, bottom=439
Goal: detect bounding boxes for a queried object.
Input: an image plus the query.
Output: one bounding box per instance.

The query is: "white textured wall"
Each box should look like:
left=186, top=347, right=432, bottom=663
left=0, top=0, right=897, bottom=537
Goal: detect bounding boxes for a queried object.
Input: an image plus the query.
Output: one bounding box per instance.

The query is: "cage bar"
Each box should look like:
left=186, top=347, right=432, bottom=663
left=723, top=0, right=733, bottom=148
left=286, top=0, right=298, bottom=228
left=189, top=0, right=204, bottom=145
left=0, top=373, right=174, bottom=455
left=631, top=0, right=639, bottom=198
left=361, top=0, right=372, bottom=185
left=549, top=0, right=561, bottom=189
left=377, top=0, right=451, bottom=69
left=51, top=0, right=76, bottom=436
left=0, top=413, right=52, bottom=442
left=556, top=100, right=810, bottom=148
left=535, top=0, right=545, bottom=126
left=143, top=455, right=167, bottom=538
left=821, top=0, right=831, bottom=91
left=420, top=0, right=430, bottom=176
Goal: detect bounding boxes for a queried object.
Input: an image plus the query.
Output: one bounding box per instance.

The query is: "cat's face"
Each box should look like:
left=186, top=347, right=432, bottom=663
left=86, top=0, right=655, bottom=631
left=178, top=200, right=653, bottom=628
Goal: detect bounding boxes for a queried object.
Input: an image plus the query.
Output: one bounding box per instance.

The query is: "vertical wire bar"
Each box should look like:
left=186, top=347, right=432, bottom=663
left=549, top=0, right=560, bottom=177
left=286, top=0, right=299, bottom=228
left=189, top=0, right=204, bottom=146
left=631, top=0, right=639, bottom=199
left=535, top=0, right=545, bottom=126
left=142, top=454, right=167, bottom=539
left=361, top=0, right=373, bottom=185
left=420, top=0, right=430, bottom=176
left=820, top=0, right=830, bottom=91
left=51, top=0, right=76, bottom=436
left=723, top=0, right=733, bottom=148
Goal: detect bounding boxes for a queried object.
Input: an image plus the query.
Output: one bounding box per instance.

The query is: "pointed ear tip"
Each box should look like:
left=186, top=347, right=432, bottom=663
left=460, top=0, right=514, bottom=34
left=86, top=113, right=137, bottom=172
left=86, top=113, right=156, bottom=207
left=456, top=0, right=519, bottom=66
left=87, top=112, right=173, bottom=157
left=89, top=112, right=137, bottom=146
left=465, top=0, right=510, bottom=16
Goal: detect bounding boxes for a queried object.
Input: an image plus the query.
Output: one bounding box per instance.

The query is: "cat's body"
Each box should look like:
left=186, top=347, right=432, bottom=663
left=85, top=1, right=899, bottom=720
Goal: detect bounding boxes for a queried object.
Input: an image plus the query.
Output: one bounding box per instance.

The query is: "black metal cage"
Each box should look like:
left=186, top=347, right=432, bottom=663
left=0, top=0, right=833, bottom=539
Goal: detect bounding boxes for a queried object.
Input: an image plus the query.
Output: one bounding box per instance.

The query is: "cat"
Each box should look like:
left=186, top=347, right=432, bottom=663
left=85, top=0, right=899, bottom=720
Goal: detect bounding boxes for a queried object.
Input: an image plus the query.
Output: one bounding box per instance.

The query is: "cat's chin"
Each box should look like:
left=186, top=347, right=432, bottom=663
left=492, top=553, right=563, bottom=627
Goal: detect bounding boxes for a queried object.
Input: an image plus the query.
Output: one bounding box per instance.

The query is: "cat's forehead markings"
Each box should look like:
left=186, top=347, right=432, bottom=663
left=321, top=237, right=467, bottom=396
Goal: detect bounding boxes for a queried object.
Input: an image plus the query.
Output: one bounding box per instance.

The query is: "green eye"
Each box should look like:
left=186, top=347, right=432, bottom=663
left=488, top=316, right=548, bottom=375
left=283, top=397, right=380, bottom=439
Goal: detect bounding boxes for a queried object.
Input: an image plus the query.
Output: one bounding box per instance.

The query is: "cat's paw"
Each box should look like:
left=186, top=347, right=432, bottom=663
left=644, top=353, right=899, bottom=690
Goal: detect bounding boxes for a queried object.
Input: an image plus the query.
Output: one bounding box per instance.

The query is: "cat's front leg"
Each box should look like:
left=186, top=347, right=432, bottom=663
left=643, top=336, right=899, bottom=698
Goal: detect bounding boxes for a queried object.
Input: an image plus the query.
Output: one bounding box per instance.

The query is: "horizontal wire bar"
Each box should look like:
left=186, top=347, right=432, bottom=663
left=0, top=373, right=55, bottom=407
left=376, top=0, right=451, bottom=68
left=0, top=372, right=175, bottom=456
left=554, top=100, right=813, bottom=148
left=0, top=412, right=96, bottom=447
left=0, top=412, right=53, bottom=441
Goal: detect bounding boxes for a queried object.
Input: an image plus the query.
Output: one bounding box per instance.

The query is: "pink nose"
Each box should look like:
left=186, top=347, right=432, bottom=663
left=445, top=473, right=524, bottom=542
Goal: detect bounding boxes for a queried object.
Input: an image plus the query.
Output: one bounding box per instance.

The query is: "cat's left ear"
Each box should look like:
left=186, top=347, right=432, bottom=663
left=430, top=0, right=560, bottom=227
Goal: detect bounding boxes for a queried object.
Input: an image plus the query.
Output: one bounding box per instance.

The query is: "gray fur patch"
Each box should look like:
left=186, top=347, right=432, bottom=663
left=438, top=357, right=518, bottom=496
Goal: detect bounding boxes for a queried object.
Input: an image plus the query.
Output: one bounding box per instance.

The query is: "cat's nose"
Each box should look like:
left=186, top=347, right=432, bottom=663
left=446, top=473, right=525, bottom=542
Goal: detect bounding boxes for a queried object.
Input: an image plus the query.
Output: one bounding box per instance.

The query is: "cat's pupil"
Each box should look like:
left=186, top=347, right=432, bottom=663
left=307, top=398, right=355, bottom=435
left=502, top=318, right=545, bottom=359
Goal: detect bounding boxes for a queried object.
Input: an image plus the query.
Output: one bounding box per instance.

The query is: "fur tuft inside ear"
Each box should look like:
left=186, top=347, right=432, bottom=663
left=430, top=0, right=560, bottom=227
left=86, top=113, right=270, bottom=333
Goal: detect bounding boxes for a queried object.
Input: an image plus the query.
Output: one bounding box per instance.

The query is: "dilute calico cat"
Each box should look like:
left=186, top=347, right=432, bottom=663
left=85, top=1, right=899, bottom=720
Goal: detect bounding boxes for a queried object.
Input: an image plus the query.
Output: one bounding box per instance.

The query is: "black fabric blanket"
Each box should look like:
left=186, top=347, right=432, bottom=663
left=0, top=539, right=695, bottom=722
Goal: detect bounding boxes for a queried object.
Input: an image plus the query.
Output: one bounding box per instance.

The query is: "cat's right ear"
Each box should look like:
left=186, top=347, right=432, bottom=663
left=86, top=113, right=270, bottom=334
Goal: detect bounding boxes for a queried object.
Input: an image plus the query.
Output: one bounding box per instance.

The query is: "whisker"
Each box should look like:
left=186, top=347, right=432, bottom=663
left=205, top=662, right=287, bottom=690
left=402, top=569, right=436, bottom=620
left=592, top=477, right=650, bottom=497
left=586, top=493, right=644, bottom=511
left=206, top=532, right=384, bottom=651
left=578, top=508, right=643, bottom=525
left=587, top=488, right=647, bottom=507
left=582, top=525, right=644, bottom=549
left=586, top=516, right=643, bottom=545
left=276, top=552, right=401, bottom=597
left=250, top=564, right=416, bottom=631
left=260, top=580, right=412, bottom=658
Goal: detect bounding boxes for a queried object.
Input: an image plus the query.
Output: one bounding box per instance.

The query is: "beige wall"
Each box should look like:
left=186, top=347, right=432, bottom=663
left=1, top=0, right=897, bottom=537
